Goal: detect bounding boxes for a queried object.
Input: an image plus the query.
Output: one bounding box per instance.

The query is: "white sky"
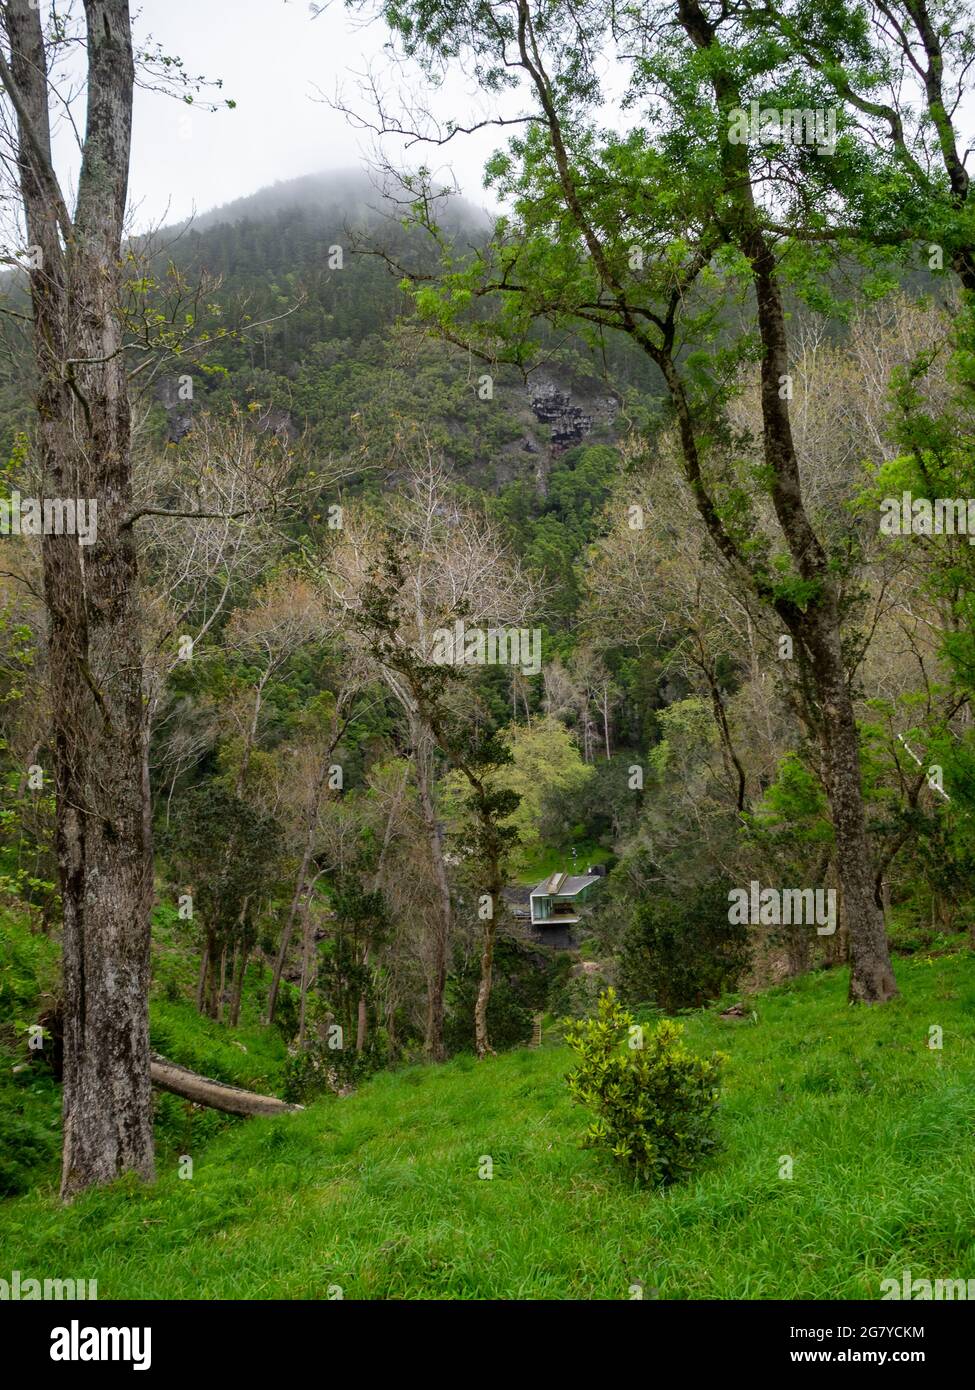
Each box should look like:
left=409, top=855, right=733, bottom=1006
left=10, top=2, right=972, bottom=241
left=123, top=0, right=507, bottom=230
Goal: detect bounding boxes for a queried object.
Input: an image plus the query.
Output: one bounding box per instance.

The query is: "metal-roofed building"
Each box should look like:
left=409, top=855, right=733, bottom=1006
left=528, top=871, right=602, bottom=940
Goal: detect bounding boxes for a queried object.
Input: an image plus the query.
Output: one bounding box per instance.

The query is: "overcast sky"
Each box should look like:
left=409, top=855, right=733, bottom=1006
left=121, top=0, right=507, bottom=230
left=15, top=2, right=973, bottom=240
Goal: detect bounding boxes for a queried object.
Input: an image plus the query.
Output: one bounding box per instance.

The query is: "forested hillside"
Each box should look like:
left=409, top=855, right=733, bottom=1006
left=1, top=0, right=974, bottom=1326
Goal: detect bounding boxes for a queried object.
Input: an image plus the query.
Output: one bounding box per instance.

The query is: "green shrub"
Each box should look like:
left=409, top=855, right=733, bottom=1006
left=618, top=879, right=750, bottom=1012
left=546, top=959, right=606, bottom=1022
left=271, top=980, right=300, bottom=1040
left=0, top=909, right=60, bottom=1034
left=282, top=1035, right=381, bottom=1102
left=564, top=988, right=725, bottom=1187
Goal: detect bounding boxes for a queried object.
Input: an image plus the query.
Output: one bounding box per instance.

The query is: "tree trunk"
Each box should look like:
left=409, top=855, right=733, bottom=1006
left=227, top=941, right=239, bottom=1017
left=268, top=737, right=339, bottom=1023
left=386, top=992, right=397, bottom=1057
left=415, top=721, right=451, bottom=1061
left=205, top=930, right=221, bottom=1019
left=424, top=967, right=447, bottom=1063
left=228, top=939, right=248, bottom=1028
left=150, top=1054, right=301, bottom=1116
left=785, top=925, right=810, bottom=978
left=297, top=894, right=315, bottom=1047
left=474, top=905, right=497, bottom=1060
left=195, top=940, right=209, bottom=1013
left=813, top=655, right=896, bottom=999
left=674, top=0, right=898, bottom=1006
left=217, top=944, right=228, bottom=1021
left=355, top=950, right=369, bottom=1053
left=5, top=1, right=154, bottom=1198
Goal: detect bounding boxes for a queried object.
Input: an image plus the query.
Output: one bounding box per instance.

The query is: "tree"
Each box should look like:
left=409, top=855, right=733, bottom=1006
left=471, top=716, right=592, bottom=859
left=0, top=0, right=154, bottom=1196
left=318, top=447, right=537, bottom=1055
left=162, top=783, right=282, bottom=1021
left=748, top=0, right=975, bottom=290
left=0, top=2, right=263, bottom=1195
left=267, top=675, right=371, bottom=1025
left=351, top=0, right=899, bottom=1001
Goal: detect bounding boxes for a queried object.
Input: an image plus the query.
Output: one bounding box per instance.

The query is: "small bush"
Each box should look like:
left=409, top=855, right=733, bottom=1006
left=282, top=1036, right=381, bottom=1102
left=564, top=988, right=725, bottom=1187
left=547, top=961, right=606, bottom=1023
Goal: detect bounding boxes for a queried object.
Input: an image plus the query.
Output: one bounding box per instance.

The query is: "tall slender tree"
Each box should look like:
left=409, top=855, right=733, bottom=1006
left=0, top=0, right=154, bottom=1195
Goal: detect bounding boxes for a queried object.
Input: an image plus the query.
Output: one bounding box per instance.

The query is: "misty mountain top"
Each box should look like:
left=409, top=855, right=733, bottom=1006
left=172, top=166, right=495, bottom=236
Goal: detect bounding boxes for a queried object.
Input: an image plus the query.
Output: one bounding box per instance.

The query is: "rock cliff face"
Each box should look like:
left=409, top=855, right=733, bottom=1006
left=528, top=380, right=593, bottom=448
left=497, top=377, right=618, bottom=499
left=527, top=378, right=616, bottom=450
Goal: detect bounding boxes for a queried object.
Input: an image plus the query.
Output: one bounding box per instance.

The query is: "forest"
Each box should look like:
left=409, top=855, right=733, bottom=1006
left=1, top=0, right=975, bottom=1330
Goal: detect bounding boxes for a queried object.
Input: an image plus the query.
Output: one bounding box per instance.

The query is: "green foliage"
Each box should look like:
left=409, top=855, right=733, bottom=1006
left=159, top=783, right=284, bottom=949
left=314, top=864, right=389, bottom=1052
left=282, top=1028, right=385, bottom=1104
left=619, top=879, right=751, bottom=1013
left=444, top=933, right=555, bottom=1054
left=0, top=911, right=61, bottom=1192
left=566, top=753, right=643, bottom=846
left=647, top=697, right=716, bottom=779
left=0, top=1105, right=58, bottom=1197
left=747, top=753, right=833, bottom=851
left=564, top=989, right=725, bottom=1187
left=270, top=979, right=300, bottom=1041
left=877, top=301, right=975, bottom=695
left=485, top=444, right=620, bottom=621
left=0, top=909, right=60, bottom=1033
left=470, top=717, right=593, bottom=859
left=545, top=955, right=606, bottom=1021
left=0, top=604, right=58, bottom=925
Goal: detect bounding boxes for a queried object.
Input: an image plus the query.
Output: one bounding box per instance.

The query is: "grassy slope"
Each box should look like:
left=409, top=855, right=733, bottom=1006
left=2, top=949, right=975, bottom=1299
left=512, top=841, right=613, bottom=886
left=1, top=906, right=292, bottom=1195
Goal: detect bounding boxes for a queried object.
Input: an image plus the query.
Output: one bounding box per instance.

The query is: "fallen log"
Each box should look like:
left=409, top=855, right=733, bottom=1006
left=150, top=1053, right=303, bottom=1117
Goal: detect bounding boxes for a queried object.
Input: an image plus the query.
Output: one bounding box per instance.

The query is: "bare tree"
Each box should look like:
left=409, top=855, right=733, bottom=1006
left=266, top=659, right=370, bottom=1024
left=319, top=445, right=538, bottom=1056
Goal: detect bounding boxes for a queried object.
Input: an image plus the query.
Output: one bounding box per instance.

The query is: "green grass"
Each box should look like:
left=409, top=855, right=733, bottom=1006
left=2, top=949, right=975, bottom=1299
left=0, top=910, right=63, bottom=1195
left=150, top=994, right=288, bottom=1096
left=0, top=906, right=291, bottom=1194
left=512, top=840, right=612, bottom=885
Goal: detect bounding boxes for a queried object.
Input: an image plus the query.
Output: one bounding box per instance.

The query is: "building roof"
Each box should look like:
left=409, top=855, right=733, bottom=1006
left=530, top=873, right=601, bottom=899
